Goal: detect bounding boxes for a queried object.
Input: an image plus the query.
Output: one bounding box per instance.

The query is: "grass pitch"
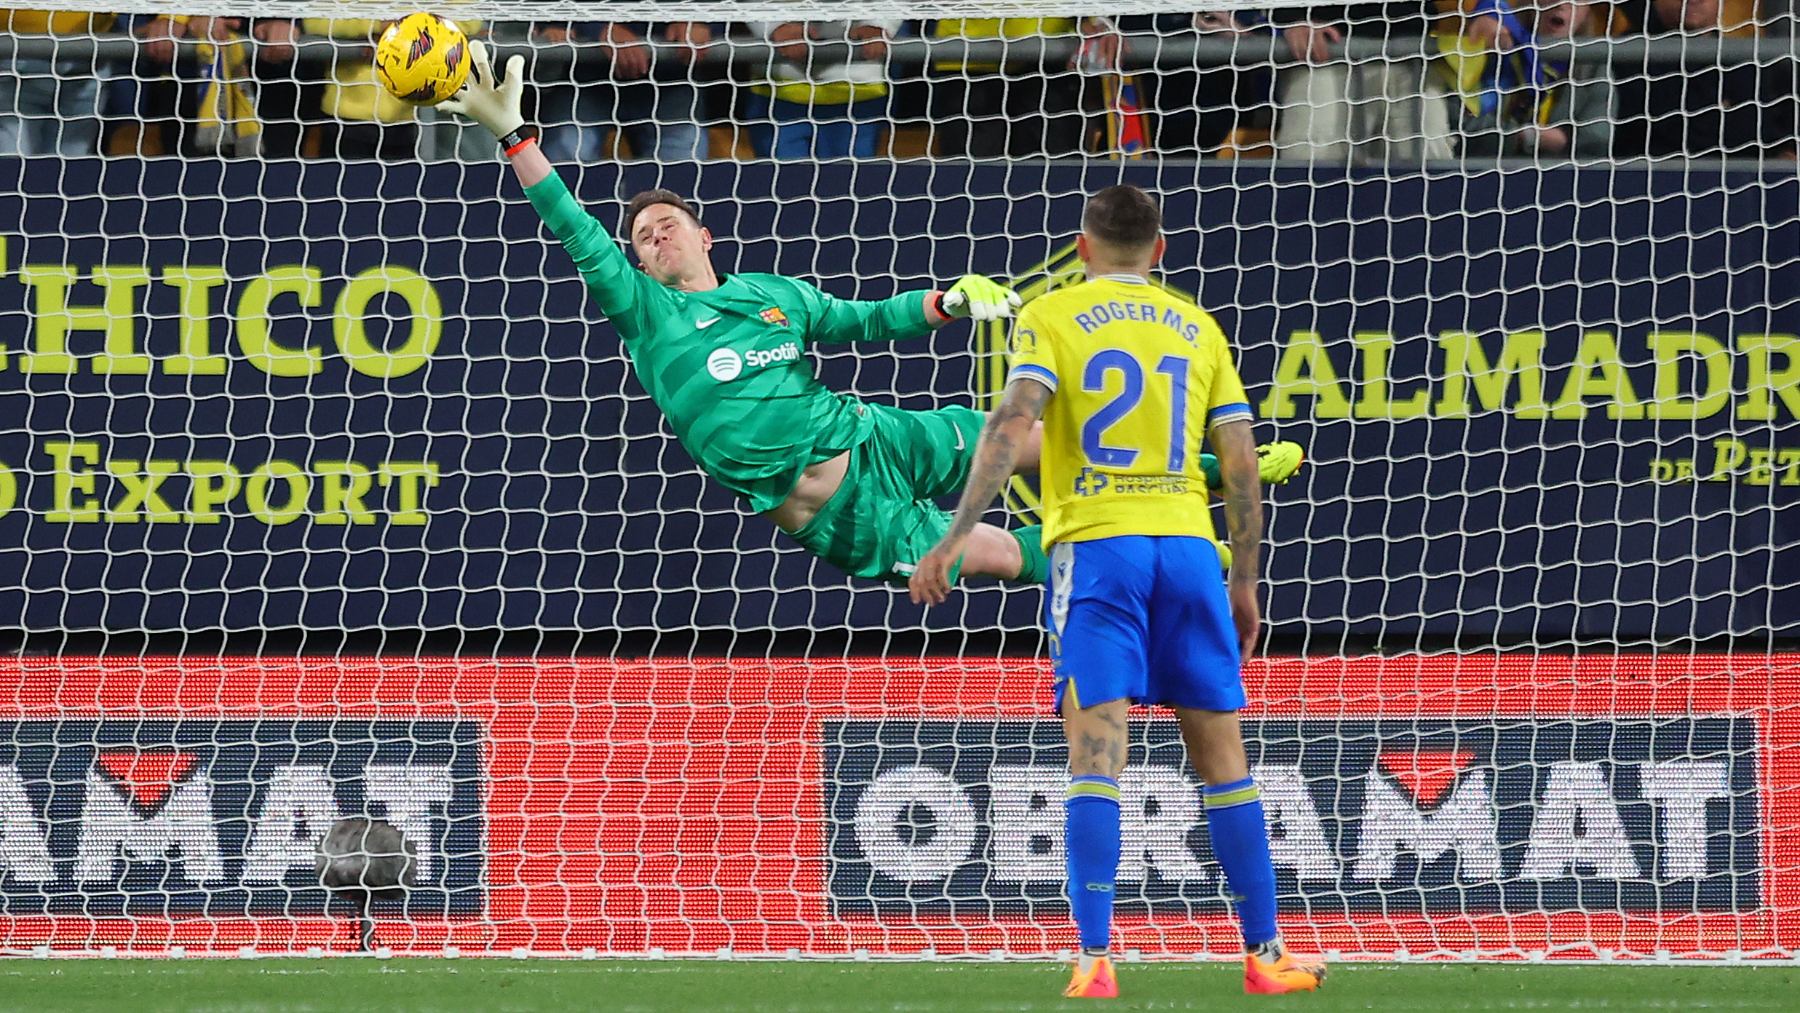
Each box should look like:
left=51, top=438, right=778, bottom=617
left=0, top=958, right=1792, bottom=1011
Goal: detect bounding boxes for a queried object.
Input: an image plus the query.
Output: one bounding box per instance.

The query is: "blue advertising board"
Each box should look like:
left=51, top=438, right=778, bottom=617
left=0, top=158, right=1793, bottom=639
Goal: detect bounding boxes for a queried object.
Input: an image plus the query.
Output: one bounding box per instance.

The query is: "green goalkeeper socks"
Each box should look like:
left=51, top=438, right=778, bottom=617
left=1010, top=526, right=1049, bottom=584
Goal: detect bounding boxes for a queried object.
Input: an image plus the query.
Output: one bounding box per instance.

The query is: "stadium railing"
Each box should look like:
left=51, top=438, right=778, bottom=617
left=4, top=30, right=1797, bottom=70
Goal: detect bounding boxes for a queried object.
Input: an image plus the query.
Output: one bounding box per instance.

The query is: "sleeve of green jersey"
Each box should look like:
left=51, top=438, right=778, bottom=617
left=796, top=280, right=934, bottom=345
left=523, top=170, right=658, bottom=335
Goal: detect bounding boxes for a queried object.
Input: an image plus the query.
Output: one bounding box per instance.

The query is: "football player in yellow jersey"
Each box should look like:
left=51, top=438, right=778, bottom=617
left=911, top=186, right=1325, bottom=999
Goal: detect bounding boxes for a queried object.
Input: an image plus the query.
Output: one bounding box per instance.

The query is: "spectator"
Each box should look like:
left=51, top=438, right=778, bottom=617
left=103, top=13, right=179, bottom=154
left=535, top=19, right=713, bottom=162
left=110, top=15, right=304, bottom=157
left=0, top=9, right=113, bottom=156
left=1441, top=0, right=1614, bottom=160
left=745, top=19, right=899, bottom=159
left=301, top=18, right=409, bottom=160
left=187, top=17, right=265, bottom=156
left=927, top=16, right=1115, bottom=158
left=1614, top=0, right=1798, bottom=158
left=1270, top=1, right=1448, bottom=162
left=244, top=19, right=307, bottom=158
left=1116, top=11, right=1276, bottom=156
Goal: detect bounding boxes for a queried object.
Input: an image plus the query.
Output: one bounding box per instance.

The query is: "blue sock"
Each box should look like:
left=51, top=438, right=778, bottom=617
left=1203, top=776, right=1279, bottom=949
left=1064, top=774, right=1121, bottom=953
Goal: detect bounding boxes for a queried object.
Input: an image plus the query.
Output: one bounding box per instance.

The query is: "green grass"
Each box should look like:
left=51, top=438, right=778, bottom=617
left=0, top=958, right=1793, bottom=1011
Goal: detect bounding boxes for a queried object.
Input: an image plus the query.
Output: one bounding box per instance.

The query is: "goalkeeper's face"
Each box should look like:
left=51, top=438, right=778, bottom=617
left=631, top=203, right=716, bottom=288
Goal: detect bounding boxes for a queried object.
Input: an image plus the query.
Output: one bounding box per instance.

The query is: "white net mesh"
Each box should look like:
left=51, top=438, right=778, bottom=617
left=0, top=1, right=1794, bottom=959
left=17, top=3, right=1265, bottom=17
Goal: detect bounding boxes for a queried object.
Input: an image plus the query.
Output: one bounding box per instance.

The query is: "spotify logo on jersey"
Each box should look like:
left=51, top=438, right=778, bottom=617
left=706, top=348, right=743, bottom=382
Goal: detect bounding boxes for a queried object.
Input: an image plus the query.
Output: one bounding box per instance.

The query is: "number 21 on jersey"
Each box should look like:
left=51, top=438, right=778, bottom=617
left=1078, top=349, right=1192, bottom=472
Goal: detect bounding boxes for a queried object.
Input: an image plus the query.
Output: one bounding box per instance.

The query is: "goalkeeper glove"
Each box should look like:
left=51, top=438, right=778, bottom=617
left=939, top=274, right=1023, bottom=322
left=439, top=40, right=530, bottom=147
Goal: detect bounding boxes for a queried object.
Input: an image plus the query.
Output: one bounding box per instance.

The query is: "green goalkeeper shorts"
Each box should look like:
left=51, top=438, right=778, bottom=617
left=787, top=403, right=986, bottom=585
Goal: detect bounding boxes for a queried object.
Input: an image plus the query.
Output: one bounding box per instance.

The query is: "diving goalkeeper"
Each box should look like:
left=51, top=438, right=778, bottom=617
left=445, top=45, right=1298, bottom=587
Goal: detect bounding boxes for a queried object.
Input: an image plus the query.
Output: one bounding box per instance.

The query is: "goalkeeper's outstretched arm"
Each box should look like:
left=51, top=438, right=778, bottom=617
left=441, top=42, right=656, bottom=329
left=444, top=42, right=1020, bottom=343
left=801, top=273, right=1023, bottom=347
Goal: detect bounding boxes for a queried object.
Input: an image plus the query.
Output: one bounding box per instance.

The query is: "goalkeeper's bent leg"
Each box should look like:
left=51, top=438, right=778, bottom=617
left=946, top=523, right=1048, bottom=585
left=1010, top=525, right=1049, bottom=583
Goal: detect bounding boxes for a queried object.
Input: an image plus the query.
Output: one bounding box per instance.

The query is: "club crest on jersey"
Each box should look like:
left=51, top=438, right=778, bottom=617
left=760, top=307, right=790, bottom=327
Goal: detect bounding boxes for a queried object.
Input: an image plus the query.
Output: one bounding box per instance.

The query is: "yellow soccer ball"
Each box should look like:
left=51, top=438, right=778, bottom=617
left=374, top=13, right=471, bottom=106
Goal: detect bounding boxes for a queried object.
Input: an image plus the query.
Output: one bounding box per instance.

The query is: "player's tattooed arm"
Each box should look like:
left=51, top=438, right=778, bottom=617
left=943, top=378, right=1052, bottom=543
left=1211, top=418, right=1263, bottom=583
left=1212, top=418, right=1265, bottom=658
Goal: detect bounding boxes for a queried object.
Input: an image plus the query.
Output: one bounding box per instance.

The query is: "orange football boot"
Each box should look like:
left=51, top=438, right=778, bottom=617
left=1244, top=948, right=1326, bottom=994
left=1063, top=955, right=1120, bottom=999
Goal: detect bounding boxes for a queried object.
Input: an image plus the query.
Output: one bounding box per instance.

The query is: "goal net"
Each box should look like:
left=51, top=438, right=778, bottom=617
left=0, top=0, right=1794, bottom=960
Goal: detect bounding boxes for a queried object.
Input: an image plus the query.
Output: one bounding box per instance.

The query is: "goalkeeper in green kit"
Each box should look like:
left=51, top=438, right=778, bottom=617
left=445, top=45, right=1302, bottom=588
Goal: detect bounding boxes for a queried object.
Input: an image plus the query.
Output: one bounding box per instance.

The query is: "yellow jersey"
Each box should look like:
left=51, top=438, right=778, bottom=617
left=1, top=10, right=116, bottom=34
left=931, top=17, right=1078, bottom=71
left=1006, top=274, right=1252, bottom=548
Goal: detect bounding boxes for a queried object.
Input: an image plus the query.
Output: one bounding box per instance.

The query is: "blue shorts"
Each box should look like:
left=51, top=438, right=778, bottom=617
left=1045, top=535, right=1246, bottom=714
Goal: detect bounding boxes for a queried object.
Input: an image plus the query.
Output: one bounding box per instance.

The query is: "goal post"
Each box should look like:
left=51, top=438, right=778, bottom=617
left=0, top=1, right=1793, bottom=959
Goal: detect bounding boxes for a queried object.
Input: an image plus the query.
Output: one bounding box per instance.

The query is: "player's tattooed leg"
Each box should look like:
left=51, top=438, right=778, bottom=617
left=1064, top=699, right=1130, bottom=780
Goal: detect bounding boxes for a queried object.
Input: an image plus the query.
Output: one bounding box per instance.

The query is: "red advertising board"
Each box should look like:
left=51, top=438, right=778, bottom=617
left=0, top=654, right=1793, bottom=959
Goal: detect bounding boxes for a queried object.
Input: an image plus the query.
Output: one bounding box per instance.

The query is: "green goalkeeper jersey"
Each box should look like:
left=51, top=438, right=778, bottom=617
left=525, top=171, right=936, bottom=513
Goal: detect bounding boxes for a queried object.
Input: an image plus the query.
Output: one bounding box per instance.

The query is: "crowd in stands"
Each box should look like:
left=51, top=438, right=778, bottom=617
left=0, top=5, right=1794, bottom=162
